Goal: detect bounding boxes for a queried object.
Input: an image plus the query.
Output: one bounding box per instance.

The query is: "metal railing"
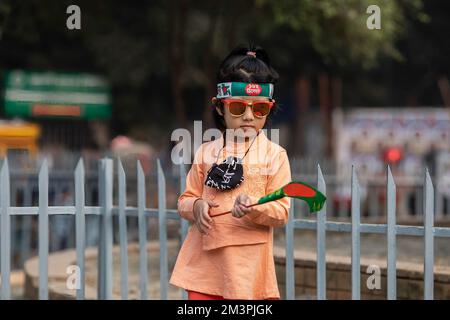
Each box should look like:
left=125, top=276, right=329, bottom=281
left=1, top=156, right=449, bottom=300
left=0, top=157, right=188, bottom=300
left=285, top=164, right=450, bottom=300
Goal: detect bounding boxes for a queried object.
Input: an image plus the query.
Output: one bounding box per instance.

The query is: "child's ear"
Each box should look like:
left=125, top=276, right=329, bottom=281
left=212, top=97, right=224, bottom=116
left=216, top=106, right=224, bottom=116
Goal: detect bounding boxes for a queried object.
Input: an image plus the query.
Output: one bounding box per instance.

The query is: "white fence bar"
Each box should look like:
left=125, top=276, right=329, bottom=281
left=10, top=206, right=101, bottom=216
left=97, top=160, right=105, bottom=299
left=0, top=159, right=11, bottom=299
left=9, top=192, right=15, bottom=270
left=98, top=158, right=113, bottom=300
left=104, top=158, right=114, bottom=300
left=386, top=165, right=397, bottom=300
left=316, top=164, right=326, bottom=300
left=294, top=220, right=450, bottom=238
left=424, top=168, right=434, bottom=300
left=38, top=159, right=49, bottom=300
left=285, top=201, right=295, bottom=300
left=20, top=188, right=32, bottom=266
left=157, top=159, right=168, bottom=300
left=351, top=165, right=361, bottom=300
left=137, top=161, right=148, bottom=300
left=118, top=159, right=129, bottom=300
left=75, top=159, right=86, bottom=300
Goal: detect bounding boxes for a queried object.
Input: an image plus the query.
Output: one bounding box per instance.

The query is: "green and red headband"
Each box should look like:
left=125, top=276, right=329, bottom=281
left=217, top=82, right=274, bottom=99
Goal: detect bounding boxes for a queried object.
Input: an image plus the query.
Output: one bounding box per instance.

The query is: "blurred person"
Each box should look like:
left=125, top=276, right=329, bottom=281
left=51, top=187, right=74, bottom=251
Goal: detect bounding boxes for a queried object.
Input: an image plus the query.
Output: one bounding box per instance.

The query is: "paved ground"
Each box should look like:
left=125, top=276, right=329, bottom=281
left=11, top=271, right=25, bottom=299
left=13, top=225, right=450, bottom=299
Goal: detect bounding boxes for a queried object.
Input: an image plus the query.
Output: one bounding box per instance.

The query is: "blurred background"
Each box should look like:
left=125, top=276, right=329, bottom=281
left=0, top=0, right=449, bottom=298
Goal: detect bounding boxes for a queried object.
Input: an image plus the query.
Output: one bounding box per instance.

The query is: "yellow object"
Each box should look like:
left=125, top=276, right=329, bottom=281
left=0, top=122, right=41, bottom=158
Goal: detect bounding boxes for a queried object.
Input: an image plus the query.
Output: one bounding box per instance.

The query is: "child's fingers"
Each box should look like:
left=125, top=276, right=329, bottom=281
left=200, top=212, right=212, bottom=230
left=237, top=194, right=251, bottom=207
left=197, top=219, right=209, bottom=234
left=203, top=209, right=213, bottom=224
left=206, top=200, right=219, bottom=208
left=233, top=204, right=245, bottom=218
left=240, top=203, right=251, bottom=214
left=199, top=221, right=210, bottom=233
left=236, top=194, right=246, bottom=204
left=193, top=208, right=210, bottom=234
left=231, top=206, right=239, bottom=218
left=195, top=220, right=206, bottom=234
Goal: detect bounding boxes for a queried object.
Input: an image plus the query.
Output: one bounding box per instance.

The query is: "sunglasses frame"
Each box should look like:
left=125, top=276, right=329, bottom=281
left=221, top=98, right=274, bottom=118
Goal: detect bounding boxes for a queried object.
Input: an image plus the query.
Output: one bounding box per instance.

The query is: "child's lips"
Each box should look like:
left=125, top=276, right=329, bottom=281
left=240, top=125, right=256, bottom=131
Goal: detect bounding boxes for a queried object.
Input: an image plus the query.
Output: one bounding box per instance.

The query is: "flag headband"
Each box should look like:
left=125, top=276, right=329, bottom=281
left=216, top=82, right=274, bottom=99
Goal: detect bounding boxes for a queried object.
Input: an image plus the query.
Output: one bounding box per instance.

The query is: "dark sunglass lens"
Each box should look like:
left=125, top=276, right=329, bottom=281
left=229, top=102, right=247, bottom=116
left=252, top=103, right=270, bottom=117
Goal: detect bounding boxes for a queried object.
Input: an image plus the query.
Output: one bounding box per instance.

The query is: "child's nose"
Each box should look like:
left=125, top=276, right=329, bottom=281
left=242, top=105, right=254, bottom=120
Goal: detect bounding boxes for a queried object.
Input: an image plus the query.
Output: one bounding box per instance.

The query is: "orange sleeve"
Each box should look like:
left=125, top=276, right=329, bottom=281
left=247, top=150, right=292, bottom=227
left=177, top=145, right=205, bottom=222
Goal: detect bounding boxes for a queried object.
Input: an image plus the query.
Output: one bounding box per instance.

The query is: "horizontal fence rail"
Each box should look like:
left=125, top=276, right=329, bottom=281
left=2, top=156, right=449, bottom=272
left=0, top=156, right=449, bottom=300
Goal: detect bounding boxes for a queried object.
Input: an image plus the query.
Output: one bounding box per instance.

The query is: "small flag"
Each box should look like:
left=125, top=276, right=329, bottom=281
left=257, top=181, right=326, bottom=213
left=210, top=181, right=326, bottom=217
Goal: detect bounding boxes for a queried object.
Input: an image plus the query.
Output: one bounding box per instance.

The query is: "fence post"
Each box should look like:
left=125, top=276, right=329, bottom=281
left=97, top=158, right=113, bottom=300
left=157, top=159, right=168, bottom=300
left=20, top=187, right=33, bottom=267
left=137, top=161, right=148, bottom=300
left=351, top=165, right=361, bottom=300
left=75, top=158, right=86, bottom=300
left=424, top=168, right=434, bottom=300
left=10, top=185, right=16, bottom=271
left=0, top=158, right=11, bottom=300
left=38, top=159, right=49, bottom=300
left=316, top=164, right=327, bottom=300
left=118, top=159, right=129, bottom=300
left=386, top=165, right=397, bottom=300
left=285, top=201, right=295, bottom=300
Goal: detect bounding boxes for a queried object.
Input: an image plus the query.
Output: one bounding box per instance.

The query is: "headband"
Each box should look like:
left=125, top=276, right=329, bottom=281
left=216, top=82, right=274, bottom=99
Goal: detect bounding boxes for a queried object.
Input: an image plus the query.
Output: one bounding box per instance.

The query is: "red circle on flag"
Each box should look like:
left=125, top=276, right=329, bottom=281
left=284, top=183, right=316, bottom=197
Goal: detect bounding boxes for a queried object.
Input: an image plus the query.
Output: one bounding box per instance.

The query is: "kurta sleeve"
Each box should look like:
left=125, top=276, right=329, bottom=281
left=247, top=150, right=292, bottom=227
left=177, top=145, right=205, bottom=222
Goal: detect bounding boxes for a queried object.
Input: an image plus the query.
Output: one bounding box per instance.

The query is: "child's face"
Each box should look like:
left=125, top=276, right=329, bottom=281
left=213, top=96, right=272, bottom=139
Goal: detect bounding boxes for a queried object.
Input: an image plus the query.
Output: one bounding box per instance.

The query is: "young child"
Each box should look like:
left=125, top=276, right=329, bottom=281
left=169, top=45, right=292, bottom=300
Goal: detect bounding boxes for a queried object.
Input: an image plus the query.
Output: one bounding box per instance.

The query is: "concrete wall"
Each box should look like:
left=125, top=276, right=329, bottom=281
left=274, top=249, right=450, bottom=300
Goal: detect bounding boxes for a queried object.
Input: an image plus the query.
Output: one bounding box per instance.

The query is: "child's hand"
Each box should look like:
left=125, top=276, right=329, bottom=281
left=231, top=194, right=252, bottom=218
left=193, top=199, right=219, bottom=234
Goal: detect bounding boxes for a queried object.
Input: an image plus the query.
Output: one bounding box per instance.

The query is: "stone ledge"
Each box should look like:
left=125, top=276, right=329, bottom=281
left=24, top=241, right=181, bottom=300
left=274, top=246, right=450, bottom=299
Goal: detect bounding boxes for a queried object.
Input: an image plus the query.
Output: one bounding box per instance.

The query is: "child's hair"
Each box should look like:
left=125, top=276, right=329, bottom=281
left=213, top=44, right=280, bottom=131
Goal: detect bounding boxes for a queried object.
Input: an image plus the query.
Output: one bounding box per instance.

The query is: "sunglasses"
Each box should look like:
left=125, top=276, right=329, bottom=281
left=222, top=98, right=274, bottom=118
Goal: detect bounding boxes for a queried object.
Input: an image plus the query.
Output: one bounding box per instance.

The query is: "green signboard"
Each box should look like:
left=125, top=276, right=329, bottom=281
left=3, top=70, right=112, bottom=120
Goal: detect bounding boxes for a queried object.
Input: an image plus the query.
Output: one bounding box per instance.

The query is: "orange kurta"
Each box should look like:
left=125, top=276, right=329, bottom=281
left=169, top=130, right=291, bottom=299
